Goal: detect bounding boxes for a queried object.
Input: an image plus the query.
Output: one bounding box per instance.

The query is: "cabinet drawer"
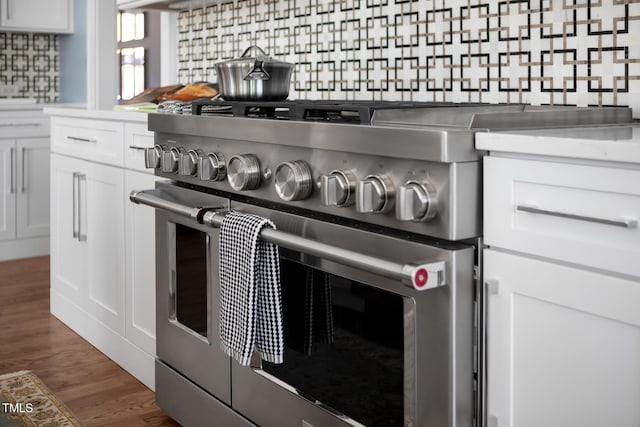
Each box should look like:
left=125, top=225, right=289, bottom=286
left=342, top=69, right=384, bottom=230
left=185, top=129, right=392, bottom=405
left=51, top=117, right=124, bottom=166
left=0, top=115, right=49, bottom=138
left=484, top=156, right=640, bottom=277
left=124, top=123, right=154, bottom=172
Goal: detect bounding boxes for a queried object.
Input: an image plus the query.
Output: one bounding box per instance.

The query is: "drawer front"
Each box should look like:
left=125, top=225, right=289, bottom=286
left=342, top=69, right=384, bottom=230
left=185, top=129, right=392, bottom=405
left=156, top=361, right=255, bottom=427
left=484, top=156, right=640, bottom=277
left=0, top=115, right=49, bottom=138
left=51, top=117, right=124, bottom=166
left=124, top=122, right=153, bottom=172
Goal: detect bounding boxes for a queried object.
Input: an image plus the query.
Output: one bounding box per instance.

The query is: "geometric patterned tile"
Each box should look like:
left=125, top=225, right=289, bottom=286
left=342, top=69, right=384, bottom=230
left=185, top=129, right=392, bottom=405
left=171, top=0, right=638, bottom=117
left=0, top=32, right=59, bottom=102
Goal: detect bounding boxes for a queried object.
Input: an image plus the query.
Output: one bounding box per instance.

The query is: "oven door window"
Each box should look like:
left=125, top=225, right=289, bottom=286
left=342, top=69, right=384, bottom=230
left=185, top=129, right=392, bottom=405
left=262, top=259, right=405, bottom=427
left=173, top=223, right=209, bottom=338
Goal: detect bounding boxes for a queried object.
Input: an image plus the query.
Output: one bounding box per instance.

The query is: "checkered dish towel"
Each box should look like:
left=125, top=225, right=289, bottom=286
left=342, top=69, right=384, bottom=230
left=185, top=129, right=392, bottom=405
left=219, top=211, right=284, bottom=366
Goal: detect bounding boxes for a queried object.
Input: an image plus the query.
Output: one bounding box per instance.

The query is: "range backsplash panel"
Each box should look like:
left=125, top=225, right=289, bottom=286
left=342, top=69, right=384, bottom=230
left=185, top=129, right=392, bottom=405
left=177, top=0, right=640, bottom=115
left=0, top=32, right=59, bottom=103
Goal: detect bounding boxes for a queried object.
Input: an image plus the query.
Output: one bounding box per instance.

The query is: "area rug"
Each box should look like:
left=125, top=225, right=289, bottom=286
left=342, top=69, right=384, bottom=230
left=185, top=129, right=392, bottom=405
left=0, top=371, right=82, bottom=427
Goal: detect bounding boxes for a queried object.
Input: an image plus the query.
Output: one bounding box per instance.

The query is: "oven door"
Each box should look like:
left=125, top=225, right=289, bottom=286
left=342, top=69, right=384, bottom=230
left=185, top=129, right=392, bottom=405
left=154, top=183, right=231, bottom=403
left=229, top=201, right=475, bottom=427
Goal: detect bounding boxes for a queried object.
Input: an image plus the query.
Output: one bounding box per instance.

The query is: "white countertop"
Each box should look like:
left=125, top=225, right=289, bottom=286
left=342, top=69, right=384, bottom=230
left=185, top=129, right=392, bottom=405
left=44, top=106, right=149, bottom=123
left=476, top=124, right=640, bottom=164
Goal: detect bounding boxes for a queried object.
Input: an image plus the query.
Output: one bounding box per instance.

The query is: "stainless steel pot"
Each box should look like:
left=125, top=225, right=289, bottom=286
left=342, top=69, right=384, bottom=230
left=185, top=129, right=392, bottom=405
left=215, top=46, right=294, bottom=101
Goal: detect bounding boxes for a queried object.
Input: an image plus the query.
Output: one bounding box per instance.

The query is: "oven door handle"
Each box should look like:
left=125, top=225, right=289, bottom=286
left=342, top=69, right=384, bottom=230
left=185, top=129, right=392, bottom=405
left=130, top=189, right=446, bottom=291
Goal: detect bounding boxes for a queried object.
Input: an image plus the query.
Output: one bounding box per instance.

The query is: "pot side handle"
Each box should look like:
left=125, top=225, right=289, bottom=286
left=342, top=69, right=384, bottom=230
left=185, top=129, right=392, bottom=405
left=244, top=59, right=271, bottom=81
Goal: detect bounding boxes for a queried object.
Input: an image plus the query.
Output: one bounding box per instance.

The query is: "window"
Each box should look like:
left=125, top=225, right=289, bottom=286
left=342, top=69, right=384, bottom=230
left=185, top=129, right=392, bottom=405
left=118, top=12, right=145, bottom=42
left=119, top=47, right=145, bottom=100
left=117, top=11, right=161, bottom=102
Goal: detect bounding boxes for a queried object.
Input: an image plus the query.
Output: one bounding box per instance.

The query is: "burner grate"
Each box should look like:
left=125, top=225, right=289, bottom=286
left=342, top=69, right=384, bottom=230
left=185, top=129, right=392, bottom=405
left=193, top=100, right=297, bottom=119
left=190, top=100, right=454, bottom=124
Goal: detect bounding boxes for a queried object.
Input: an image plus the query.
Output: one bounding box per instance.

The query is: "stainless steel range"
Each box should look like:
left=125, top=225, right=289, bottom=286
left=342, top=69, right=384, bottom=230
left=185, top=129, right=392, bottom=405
left=130, top=100, right=631, bottom=427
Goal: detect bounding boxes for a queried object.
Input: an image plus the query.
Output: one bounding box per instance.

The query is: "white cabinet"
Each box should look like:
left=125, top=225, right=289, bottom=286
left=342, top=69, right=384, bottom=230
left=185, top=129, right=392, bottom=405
left=0, top=0, right=73, bottom=33
left=123, top=123, right=158, bottom=356
left=0, top=109, right=50, bottom=261
left=49, top=112, right=155, bottom=390
left=482, top=151, right=640, bottom=427
left=16, top=139, right=50, bottom=239
left=50, top=153, right=125, bottom=334
left=0, top=142, right=16, bottom=242
left=1, top=139, right=49, bottom=243
left=484, top=249, right=640, bottom=427
left=124, top=169, right=158, bottom=355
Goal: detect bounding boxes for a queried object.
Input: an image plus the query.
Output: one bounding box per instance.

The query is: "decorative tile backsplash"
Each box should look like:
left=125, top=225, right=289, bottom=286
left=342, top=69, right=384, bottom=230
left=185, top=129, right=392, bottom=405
left=0, top=32, right=59, bottom=103
left=177, top=0, right=640, bottom=115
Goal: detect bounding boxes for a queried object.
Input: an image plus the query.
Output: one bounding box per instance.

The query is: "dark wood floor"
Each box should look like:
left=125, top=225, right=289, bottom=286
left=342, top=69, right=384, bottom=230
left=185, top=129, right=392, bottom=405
left=0, top=256, right=179, bottom=427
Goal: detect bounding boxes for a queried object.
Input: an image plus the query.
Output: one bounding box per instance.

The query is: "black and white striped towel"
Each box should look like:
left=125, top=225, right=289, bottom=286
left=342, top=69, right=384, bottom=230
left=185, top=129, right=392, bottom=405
left=219, top=211, right=283, bottom=366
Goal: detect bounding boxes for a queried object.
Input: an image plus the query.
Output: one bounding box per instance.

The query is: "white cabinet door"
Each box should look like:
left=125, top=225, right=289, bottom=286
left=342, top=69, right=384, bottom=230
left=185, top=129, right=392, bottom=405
left=124, top=170, right=159, bottom=355
left=50, top=154, right=87, bottom=307
left=0, top=141, right=16, bottom=241
left=84, top=161, right=125, bottom=335
left=16, top=138, right=49, bottom=239
left=0, top=0, right=72, bottom=33
left=484, top=249, right=640, bottom=427
left=51, top=153, right=124, bottom=332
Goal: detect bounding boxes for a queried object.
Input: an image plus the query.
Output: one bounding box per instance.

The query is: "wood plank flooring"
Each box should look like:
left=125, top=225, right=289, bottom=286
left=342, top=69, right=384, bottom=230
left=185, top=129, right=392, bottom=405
left=0, top=256, right=180, bottom=427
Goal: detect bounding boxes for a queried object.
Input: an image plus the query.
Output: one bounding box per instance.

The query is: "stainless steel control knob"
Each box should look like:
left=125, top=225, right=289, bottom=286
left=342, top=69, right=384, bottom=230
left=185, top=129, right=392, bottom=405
left=321, top=170, right=356, bottom=207
left=356, top=175, right=395, bottom=214
left=227, top=154, right=261, bottom=191
left=178, top=149, right=202, bottom=176
left=396, top=180, right=438, bottom=222
left=198, top=152, right=226, bottom=181
left=274, top=160, right=313, bottom=201
left=144, top=144, right=165, bottom=169
left=161, top=147, right=185, bottom=173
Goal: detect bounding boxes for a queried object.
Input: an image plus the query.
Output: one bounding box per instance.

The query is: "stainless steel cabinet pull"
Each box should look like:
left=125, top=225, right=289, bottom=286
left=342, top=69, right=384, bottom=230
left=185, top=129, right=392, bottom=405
left=0, top=122, right=41, bottom=127
left=128, top=145, right=147, bottom=151
left=517, top=204, right=638, bottom=229
left=130, top=189, right=447, bottom=291
left=67, top=136, right=97, bottom=143
left=72, top=172, right=79, bottom=239
left=5, top=0, right=11, bottom=20
left=9, top=147, right=15, bottom=194
left=78, top=174, right=87, bottom=242
left=21, top=147, right=25, bottom=193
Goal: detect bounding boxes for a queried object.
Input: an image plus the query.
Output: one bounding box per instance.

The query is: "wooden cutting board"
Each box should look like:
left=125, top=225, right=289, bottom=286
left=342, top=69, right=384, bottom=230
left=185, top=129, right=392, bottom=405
left=120, top=84, right=184, bottom=105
